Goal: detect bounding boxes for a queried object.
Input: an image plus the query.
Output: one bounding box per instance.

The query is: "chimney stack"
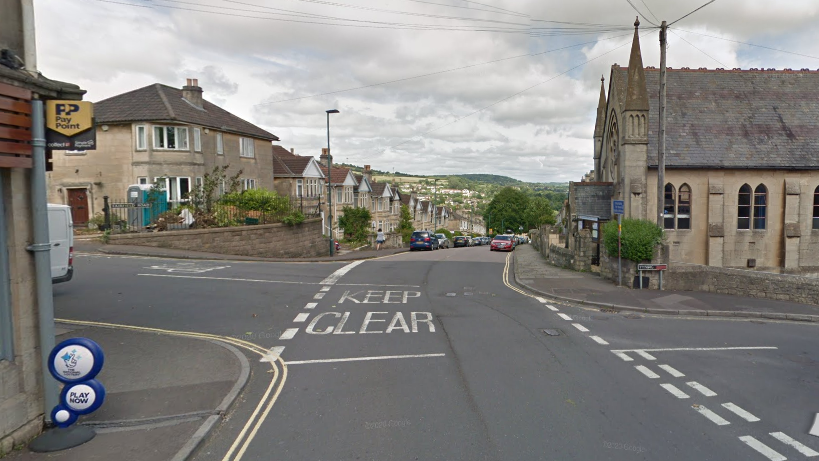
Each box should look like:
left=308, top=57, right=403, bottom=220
left=290, top=148, right=295, bottom=154
left=182, top=78, right=204, bottom=109
left=364, top=165, right=372, bottom=182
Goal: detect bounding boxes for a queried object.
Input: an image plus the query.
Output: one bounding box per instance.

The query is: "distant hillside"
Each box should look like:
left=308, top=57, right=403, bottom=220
left=452, top=174, right=522, bottom=186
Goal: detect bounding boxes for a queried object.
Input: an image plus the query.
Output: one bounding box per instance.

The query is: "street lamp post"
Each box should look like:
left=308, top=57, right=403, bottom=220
left=326, top=109, right=339, bottom=256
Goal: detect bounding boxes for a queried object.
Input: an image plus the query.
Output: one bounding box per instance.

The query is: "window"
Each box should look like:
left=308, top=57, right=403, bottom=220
left=153, top=126, right=189, bottom=150
left=242, top=178, right=257, bottom=191
left=663, top=184, right=676, bottom=229
left=193, top=128, right=202, bottom=152
left=345, top=187, right=353, bottom=204
left=378, top=199, right=382, bottom=211
left=195, top=177, right=203, bottom=189
left=814, top=186, right=819, bottom=230
left=677, top=184, right=691, bottom=230
left=753, top=184, right=767, bottom=230
left=216, top=133, right=224, bottom=155
left=160, top=177, right=191, bottom=203
left=297, top=180, right=303, bottom=197
left=372, top=221, right=377, bottom=229
left=136, top=125, right=146, bottom=150
left=738, top=184, right=752, bottom=230
left=336, top=188, right=342, bottom=203
left=239, top=138, right=255, bottom=158
left=137, top=177, right=148, bottom=185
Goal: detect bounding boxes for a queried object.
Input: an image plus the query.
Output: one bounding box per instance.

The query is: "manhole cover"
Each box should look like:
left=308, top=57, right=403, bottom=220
left=446, top=293, right=457, bottom=297
left=540, top=329, right=561, bottom=336
left=624, top=314, right=643, bottom=319
left=600, top=308, right=619, bottom=313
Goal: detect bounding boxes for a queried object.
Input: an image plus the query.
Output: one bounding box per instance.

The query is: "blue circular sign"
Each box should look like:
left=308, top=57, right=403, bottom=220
left=48, top=338, right=105, bottom=384
left=50, top=404, right=78, bottom=429
left=60, top=379, right=106, bottom=415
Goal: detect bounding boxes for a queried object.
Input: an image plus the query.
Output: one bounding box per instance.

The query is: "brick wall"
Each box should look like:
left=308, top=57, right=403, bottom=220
left=108, top=218, right=329, bottom=258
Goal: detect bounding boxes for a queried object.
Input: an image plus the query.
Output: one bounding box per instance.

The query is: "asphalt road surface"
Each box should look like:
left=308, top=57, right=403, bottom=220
left=57, top=247, right=819, bottom=461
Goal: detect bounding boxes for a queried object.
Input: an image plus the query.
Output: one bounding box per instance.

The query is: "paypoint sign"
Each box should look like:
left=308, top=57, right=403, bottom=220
left=46, top=101, right=96, bottom=150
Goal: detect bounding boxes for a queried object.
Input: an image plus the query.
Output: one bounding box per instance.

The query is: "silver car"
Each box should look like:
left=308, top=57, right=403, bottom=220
left=435, top=233, right=450, bottom=249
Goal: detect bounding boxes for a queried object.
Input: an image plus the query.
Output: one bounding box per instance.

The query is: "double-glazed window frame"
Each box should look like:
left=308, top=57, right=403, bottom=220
left=738, top=183, right=767, bottom=230
left=813, top=186, right=819, bottom=230
left=662, top=183, right=691, bottom=230
left=153, top=125, right=190, bottom=151
left=239, top=138, right=255, bottom=158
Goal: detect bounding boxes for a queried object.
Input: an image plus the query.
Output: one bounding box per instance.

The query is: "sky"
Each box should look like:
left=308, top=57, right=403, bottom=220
left=34, top=0, right=819, bottom=183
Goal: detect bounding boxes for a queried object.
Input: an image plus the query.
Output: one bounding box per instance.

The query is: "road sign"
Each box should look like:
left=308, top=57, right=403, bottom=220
left=613, top=200, right=625, bottom=215
left=637, top=264, right=667, bottom=271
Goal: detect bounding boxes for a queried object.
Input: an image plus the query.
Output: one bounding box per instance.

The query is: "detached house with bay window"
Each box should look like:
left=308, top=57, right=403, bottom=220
left=47, top=79, right=279, bottom=225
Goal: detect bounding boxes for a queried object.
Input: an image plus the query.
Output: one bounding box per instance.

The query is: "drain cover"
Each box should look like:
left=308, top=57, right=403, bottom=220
left=464, top=292, right=473, bottom=296
left=446, top=293, right=457, bottom=297
left=540, top=329, right=561, bottom=336
left=624, top=314, right=643, bottom=319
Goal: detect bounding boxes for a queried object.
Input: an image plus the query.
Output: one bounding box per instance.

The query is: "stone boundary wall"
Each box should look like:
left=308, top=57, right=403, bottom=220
left=108, top=218, right=329, bottom=258
left=548, top=244, right=576, bottom=269
left=367, top=232, right=405, bottom=249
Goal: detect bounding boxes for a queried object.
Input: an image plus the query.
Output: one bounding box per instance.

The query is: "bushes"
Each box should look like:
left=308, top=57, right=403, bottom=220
left=338, top=206, right=372, bottom=242
left=221, top=188, right=291, bottom=214
left=435, top=228, right=452, bottom=239
left=602, top=218, right=663, bottom=263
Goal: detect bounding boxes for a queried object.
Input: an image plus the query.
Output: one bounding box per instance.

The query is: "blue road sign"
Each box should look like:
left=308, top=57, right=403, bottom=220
left=613, top=200, right=625, bottom=215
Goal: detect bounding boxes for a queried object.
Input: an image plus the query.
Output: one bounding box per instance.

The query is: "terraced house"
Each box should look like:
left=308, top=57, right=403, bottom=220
left=271, top=145, right=325, bottom=216
left=47, top=79, right=278, bottom=225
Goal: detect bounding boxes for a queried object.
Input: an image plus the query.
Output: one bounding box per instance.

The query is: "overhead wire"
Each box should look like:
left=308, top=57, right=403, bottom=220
left=669, top=30, right=727, bottom=68
left=624, top=0, right=659, bottom=27
left=639, top=0, right=660, bottom=23
left=668, top=0, right=716, bottom=26
left=673, top=28, right=819, bottom=62
left=256, top=32, right=636, bottom=105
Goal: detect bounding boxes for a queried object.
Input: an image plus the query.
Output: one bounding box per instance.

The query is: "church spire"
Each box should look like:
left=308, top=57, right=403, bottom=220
left=593, top=75, right=606, bottom=137
left=625, top=17, right=649, bottom=111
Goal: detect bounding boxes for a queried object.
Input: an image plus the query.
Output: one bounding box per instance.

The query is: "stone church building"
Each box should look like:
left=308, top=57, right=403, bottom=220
left=591, top=20, right=819, bottom=273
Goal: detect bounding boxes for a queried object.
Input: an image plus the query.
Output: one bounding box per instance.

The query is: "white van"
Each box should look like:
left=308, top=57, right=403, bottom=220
left=48, top=204, right=74, bottom=283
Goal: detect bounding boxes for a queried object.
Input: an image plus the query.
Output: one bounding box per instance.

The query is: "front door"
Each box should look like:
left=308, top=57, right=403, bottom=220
left=68, top=188, right=89, bottom=226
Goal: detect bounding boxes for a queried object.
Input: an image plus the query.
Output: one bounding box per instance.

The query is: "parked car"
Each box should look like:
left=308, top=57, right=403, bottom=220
left=409, top=231, right=439, bottom=251
left=48, top=203, right=74, bottom=283
left=472, top=237, right=482, bottom=246
left=435, top=234, right=450, bottom=249
left=453, top=236, right=468, bottom=248
left=490, top=234, right=514, bottom=252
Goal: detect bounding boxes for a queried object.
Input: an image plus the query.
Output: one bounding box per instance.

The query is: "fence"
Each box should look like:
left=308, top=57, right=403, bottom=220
left=103, top=196, right=320, bottom=233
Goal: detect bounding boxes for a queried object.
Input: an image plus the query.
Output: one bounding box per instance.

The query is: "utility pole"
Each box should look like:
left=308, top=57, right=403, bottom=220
left=433, top=178, right=438, bottom=230
left=657, top=20, right=667, bottom=228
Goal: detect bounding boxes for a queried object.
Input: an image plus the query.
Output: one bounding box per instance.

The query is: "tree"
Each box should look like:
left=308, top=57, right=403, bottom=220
left=338, top=206, right=372, bottom=242
left=483, top=186, right=529, bottom=233
left=524, top=196, right=556, bottom=230
left=435, top=228, right=452, bottom=239
left=602, top=218, right=664, bottom=262
left=398, top=204, right=414, bottom=243
left=189, top=165, right=243, bottom=212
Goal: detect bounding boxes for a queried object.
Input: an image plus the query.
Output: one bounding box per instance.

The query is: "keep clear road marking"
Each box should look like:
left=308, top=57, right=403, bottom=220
left=660, top=383, right=690, bottom=399
left=320, top=260, right=365, bottom=285
left=557, top=313, right=572, bottom=321
left=259, top=346, right=285, bottom=363
left=686, top=381, right=717, bottom=397
left=635, top=365, right=660, bottom=379
left=278, top=328, right=298, bottom=340
left=769, top=432, right=819, bottom=457
left=591, top=336, right=609, bottom=345
left=293, top=313, right=310, bottom=323
left=572, top=323, right=589, bottom=332
left=286, top=353, right=446, bottom=366
left=304, top=303, right=317, bottom=309
left=658, top=364, right=685, bottom=377
left=722, top=403, right=760, bottom=422
left=739, top=436, right=787, bottom=461
left=692, top=405, right=730, bottom=426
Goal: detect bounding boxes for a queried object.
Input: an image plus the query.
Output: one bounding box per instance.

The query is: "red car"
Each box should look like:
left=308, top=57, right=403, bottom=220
left=490, top=235, right=515, bottom=251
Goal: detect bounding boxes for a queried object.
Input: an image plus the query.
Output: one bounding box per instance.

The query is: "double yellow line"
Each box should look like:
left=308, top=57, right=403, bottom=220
left=502, top=252, right=535, bottom=298
left=55, top=318, right=287, bottom=461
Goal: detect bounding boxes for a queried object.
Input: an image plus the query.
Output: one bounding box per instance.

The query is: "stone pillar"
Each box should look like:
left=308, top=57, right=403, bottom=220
left=783, top=179, right=801, bottom=269
left=707, top=181, right=724, bottom=267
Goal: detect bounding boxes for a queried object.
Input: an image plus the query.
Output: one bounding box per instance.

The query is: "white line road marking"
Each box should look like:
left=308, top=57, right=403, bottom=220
left=278, top=328, right=298, bottom=340
left=634, top=350, right=656, bottom=361
left=660, top=383, right=690, bottom=399
left=536, top=297, right=548, bottom=303
left=692, top=405, right=730, bottom=426
left=320, top=286, right=331, bottom=292
left=319, top=260, right=365, bottom=285
left=770, top=432, right=819, bottom=457
left=314, top=293, right=325, bottom=300
left=293, top=313, right=310, bottom=323
left=635, top=365, right=660, bottom=379
left=546, top=305, right=559, bottom=312
left=591, top=336, right=609, bottom=345
left=259, top=346, right=285, bottom=363
left=658, top=364, right=685, bottom=377
left=739, top=436, right=787, bottom=461
left=613, top=351, right=634, bottom=362
left=686, top=381, right=717, bottom=397
left=572, top=323, right=589, bottom=332
left=611, top=346, right=778, bottom=353
left=558, top=313, right=572, bottom=321
left=137, top=273, right=418, bottom=287
left=304, top=303, right=317, bottom=309
left=810, top=413, right=819, bottom=437
left=722, top=403, right=760, bottom=422
left=286, top=353, right=446, bottom=365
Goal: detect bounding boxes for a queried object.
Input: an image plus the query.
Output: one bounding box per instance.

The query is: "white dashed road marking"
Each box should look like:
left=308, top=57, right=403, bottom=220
left=686, top=381, right=717, bottom=397
left=259, top=346, right=285, bottom=363
left=769, top=432, right=819, bottom=457
left=293, top=313, right=310, bottom=323
left=305, top=303, right=317, bottom=309
left=572, top=323, right=589, bottom=332
left=557, top=313, right=572, bottom=321
left=692, top=405, right=730, bottom=426
left=590, top=336, right=609, bottom=345
left=660, top=383, right=690, bottom=399
left=546, top=305, right=559, bottom=312
left=721, top=403, right=760, bottom=422
left=320, top=286, right=331, bottom=292
left=278, top=328, right=298, bottom=340
left=658, top=364, right=685, bottom=378
left=286, top=353, right=446, bottom=365
left=613, top=351, right=634, bottom=362
left=739, top=436, right=787, bottom=461
left=314, top=293, right=325, bottom=300
left=635, top=365, right=660, bottom=379
left=319, top=260, right=365, bottom=285
left=535, top=297, right=548, bottom=303
left=634, top=350, right=656, bottom=360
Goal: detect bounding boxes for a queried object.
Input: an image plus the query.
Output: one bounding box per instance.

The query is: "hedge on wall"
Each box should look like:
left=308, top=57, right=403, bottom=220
left=602, top=218, right=663, bottom=263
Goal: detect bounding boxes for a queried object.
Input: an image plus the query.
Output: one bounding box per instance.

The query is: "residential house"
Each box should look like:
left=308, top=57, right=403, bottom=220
left=590, top=19, right=819, bottom=272
left=271, top=145, right=325, bottom=215
left=319, top=154, right=357, bottom=236
left=370, top=180, right=397, bottom=233
left=47, top=79, right=279, bottom=225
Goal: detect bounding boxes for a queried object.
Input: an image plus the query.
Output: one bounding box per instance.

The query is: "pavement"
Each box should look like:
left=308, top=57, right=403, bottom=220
left=9, top=323, right=248, bottom=461
left=73, top=238, right=408, bottom=262
left=513, top=243, right=819, bottom=322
